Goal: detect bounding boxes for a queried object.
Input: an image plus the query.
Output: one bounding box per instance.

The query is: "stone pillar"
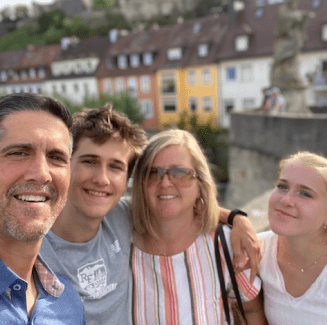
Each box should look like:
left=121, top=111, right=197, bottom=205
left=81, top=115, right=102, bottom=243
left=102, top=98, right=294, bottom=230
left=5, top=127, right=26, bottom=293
left=282, top=87, right=311, bottom=114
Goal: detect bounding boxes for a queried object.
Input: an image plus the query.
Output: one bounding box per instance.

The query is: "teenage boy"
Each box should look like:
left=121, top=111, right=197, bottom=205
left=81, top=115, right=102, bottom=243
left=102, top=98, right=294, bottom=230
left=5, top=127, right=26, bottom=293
left=41, top=105, right=260, bottom=324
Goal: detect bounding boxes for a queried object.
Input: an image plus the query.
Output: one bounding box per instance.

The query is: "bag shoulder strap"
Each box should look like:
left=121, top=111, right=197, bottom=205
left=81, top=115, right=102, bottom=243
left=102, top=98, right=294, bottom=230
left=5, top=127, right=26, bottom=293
left=214, top=224, right=231, bottom=324
left=218, top=225, right=248, bottom=325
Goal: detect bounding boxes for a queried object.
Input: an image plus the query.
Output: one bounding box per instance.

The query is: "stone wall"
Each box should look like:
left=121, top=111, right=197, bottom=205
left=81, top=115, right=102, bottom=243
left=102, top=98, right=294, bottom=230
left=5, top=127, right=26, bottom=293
left=225, top=112, right=327, bottom=208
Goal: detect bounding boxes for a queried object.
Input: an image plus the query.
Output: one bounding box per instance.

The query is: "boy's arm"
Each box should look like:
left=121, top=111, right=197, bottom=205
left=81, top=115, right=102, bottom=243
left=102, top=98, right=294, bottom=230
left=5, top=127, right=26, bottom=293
left=219, top=208, right=261, bottom=283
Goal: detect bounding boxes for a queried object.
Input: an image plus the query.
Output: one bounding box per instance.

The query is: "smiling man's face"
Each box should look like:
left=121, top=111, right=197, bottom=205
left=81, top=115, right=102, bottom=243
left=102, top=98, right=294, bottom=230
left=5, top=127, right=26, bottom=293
left=66, top=137, right=133, bottom=221
left=0, top=110, right=71, bottom=243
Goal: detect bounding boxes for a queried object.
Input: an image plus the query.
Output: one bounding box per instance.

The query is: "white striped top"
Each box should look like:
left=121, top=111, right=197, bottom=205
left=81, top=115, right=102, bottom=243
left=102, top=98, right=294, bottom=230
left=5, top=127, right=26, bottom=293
left=131, top=226, right=261, bottom=325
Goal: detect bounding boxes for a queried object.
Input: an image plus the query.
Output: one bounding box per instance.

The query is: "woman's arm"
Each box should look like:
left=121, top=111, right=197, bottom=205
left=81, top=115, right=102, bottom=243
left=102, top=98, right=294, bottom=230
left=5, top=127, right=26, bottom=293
left=219, top=208, right=261, bottom=283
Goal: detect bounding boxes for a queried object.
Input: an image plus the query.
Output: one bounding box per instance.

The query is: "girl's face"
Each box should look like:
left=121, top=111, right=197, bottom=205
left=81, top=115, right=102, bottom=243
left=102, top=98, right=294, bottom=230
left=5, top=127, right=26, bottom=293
left=269, top=160, right=327, bottom=238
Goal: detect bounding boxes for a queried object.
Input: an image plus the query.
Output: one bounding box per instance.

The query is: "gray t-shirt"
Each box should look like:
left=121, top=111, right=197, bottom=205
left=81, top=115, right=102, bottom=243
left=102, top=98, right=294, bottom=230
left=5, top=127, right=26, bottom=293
left=40, top=198, right=133, bottom=325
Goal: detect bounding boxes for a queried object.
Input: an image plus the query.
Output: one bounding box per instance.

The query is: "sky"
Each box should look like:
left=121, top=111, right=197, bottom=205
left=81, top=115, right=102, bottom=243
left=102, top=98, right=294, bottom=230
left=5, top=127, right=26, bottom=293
left=0, top=0, right=54, bottom=10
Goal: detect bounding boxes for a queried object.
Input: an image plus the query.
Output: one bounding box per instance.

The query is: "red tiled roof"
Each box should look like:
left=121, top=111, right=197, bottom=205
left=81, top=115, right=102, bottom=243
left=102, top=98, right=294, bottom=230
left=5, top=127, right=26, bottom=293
left=17, top=44, right=61, bottom=69
left=0, top=49, right=26, bottom=70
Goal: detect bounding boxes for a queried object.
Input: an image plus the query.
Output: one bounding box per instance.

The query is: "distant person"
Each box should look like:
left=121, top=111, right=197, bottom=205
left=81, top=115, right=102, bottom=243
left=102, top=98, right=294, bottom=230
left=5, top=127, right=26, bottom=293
left=259, top=87, right=272, bottom=113
left=259, top=151, right=327, bottom=324
left=0, top=93, right=85, bottom=324
left=269, top=87, right=286, bottom=114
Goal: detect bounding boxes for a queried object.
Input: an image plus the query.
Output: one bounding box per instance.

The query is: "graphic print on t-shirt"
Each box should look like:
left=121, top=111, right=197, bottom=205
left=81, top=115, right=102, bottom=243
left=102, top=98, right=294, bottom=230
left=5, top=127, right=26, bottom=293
left=77, top=258, right=117, bottom=299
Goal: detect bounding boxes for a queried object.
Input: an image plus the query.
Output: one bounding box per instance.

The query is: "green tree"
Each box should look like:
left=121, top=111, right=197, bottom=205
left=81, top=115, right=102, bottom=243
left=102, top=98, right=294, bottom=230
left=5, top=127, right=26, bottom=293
left=43, top=25, right=65, bottom=45
left=63, top=15, right=90, bottom=38
left=55, top=93, right=144, bottom=124
left=93, top=0, right=112, bottom=10
left=37, top=9, right=65, bottom=34
left=168, top=111, right=229, bottom=182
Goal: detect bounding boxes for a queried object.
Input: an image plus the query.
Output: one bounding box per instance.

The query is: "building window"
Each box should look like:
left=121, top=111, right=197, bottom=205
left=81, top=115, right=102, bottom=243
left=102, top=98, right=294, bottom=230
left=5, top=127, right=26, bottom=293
left=74, top=83, right=79, bottom=92
left=187, top=70, right=196, bottom=86
left=104, top=78, right=113, bottom=95
left=163, top=98, right=177, bottom=112
left=224, top=99, right=234, bottom=114
left=61, top=84, right=66, bottom=94
left=130, top=54, right=140, bottom=68
left=106, top=57, right=114, bottom=68
left=84, top=83, right=89, bottom=98
left=235, top=35, right=249, bottom=52
left=240, top=64, right=253, bottom=82
left=167, top=47, right=182, bottom=61
left=189, top=97, right=198, bottom=113
left=198, top=44, right=209, bottom=57
left=161, top=71, right=176, bottom=94
left=226, top=67, right=237, bottom=81
left=202, top=69, right=211, bottom=84
left=141, top=99, right=153, bottom=119
left=193, top=22, right=202, bottom=34
left=140, top=75, right=150, bottom=93
left=203, top=96, right=212, bottom=111
left=128, top=77, right=137, bottom=98
left=21, top=70, right=28, bottom=80
left=118, top=55, right=128, bottom=69
left=75, top=63, right=82, bottom=74
left=0, top=71, right=7, bottom=82
left=243, top=97, right=255, bottom=109
left=116, top=78, right=125, bottom=93
left=143, top=52, right=153, bottom=66
left=322, top=24, right=327, bottom=41
left=38, top=68, right=45, bottom=78
left=312, top=0, right=321, bottom=9
left=29, top=68, right=36, bottom=79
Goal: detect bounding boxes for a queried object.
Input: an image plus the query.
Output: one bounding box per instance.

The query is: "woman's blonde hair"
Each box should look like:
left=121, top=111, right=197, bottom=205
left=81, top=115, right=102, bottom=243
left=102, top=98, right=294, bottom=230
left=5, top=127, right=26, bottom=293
left=132, top=129, right=220, bottom=238
left=280, top=151, right=327, bottom=185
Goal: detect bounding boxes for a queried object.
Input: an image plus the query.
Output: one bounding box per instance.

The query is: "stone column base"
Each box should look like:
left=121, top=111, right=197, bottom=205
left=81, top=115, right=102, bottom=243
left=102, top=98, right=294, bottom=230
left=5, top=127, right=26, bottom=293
left=282, top=88, right=311, bottom=114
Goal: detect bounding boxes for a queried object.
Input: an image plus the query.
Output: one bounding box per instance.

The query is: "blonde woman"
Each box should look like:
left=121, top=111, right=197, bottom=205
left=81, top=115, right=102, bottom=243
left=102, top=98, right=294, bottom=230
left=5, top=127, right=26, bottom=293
left=131, top=129, right=267, bottom=324
left=259, top=151, right=327, bottom=324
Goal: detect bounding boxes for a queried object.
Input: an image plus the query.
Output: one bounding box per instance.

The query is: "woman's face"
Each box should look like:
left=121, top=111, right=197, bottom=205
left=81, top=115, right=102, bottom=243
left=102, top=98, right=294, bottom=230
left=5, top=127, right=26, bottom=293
left=269, top=160, right=327, bottom=238
left=146, top=144, right=200, bottom=226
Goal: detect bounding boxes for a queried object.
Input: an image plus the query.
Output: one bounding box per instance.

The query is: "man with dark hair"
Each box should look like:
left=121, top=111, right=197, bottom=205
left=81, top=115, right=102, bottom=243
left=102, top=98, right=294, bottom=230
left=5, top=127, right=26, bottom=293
left=40, top=104, right=261, bottom=324
left=0, top=93, right=85, bottom=324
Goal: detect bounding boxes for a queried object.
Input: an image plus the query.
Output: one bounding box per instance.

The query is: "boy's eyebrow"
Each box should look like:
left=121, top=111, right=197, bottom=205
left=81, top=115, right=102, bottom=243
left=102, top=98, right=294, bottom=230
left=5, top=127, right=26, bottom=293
left=78, top=154, right=127, bottom=165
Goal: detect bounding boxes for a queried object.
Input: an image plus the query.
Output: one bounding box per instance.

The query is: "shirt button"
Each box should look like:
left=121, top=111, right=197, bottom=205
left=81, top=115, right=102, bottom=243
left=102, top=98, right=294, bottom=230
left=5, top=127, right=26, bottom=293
left=13, top=284, right=21, bottom=291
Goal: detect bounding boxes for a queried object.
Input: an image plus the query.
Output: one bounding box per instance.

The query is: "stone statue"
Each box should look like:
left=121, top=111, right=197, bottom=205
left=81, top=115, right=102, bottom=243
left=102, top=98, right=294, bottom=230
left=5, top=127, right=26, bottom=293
left=270, top=0, right=314, bottom=113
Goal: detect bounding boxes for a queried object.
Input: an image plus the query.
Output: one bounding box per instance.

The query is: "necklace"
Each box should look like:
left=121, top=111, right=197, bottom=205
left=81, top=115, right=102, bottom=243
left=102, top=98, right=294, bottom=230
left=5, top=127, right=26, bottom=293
left=286, top=249, right=327, bottom=273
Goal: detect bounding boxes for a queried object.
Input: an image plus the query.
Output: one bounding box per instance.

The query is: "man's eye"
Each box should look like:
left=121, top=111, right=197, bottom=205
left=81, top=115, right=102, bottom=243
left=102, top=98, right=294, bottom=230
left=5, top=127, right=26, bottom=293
left=51, top=155, right=67, bottom=163
left=9, top=151, right=26, bottom=156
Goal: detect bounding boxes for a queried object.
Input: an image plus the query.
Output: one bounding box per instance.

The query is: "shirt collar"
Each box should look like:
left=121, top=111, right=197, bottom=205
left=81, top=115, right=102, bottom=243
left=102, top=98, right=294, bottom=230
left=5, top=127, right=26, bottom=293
left=34, top=256, right=65, bottom=298
left=0, top=255, right=65, bottom=298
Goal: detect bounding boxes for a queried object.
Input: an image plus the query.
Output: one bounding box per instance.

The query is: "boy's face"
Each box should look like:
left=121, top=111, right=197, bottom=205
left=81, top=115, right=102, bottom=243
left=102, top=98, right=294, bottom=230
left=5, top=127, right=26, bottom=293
left=67, top=137, right=133, bottom=220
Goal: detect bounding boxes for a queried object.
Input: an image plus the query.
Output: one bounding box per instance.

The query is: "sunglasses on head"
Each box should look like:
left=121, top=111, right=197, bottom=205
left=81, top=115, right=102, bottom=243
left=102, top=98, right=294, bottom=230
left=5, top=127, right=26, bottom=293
left=148, top=167, right=197, bottom=187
